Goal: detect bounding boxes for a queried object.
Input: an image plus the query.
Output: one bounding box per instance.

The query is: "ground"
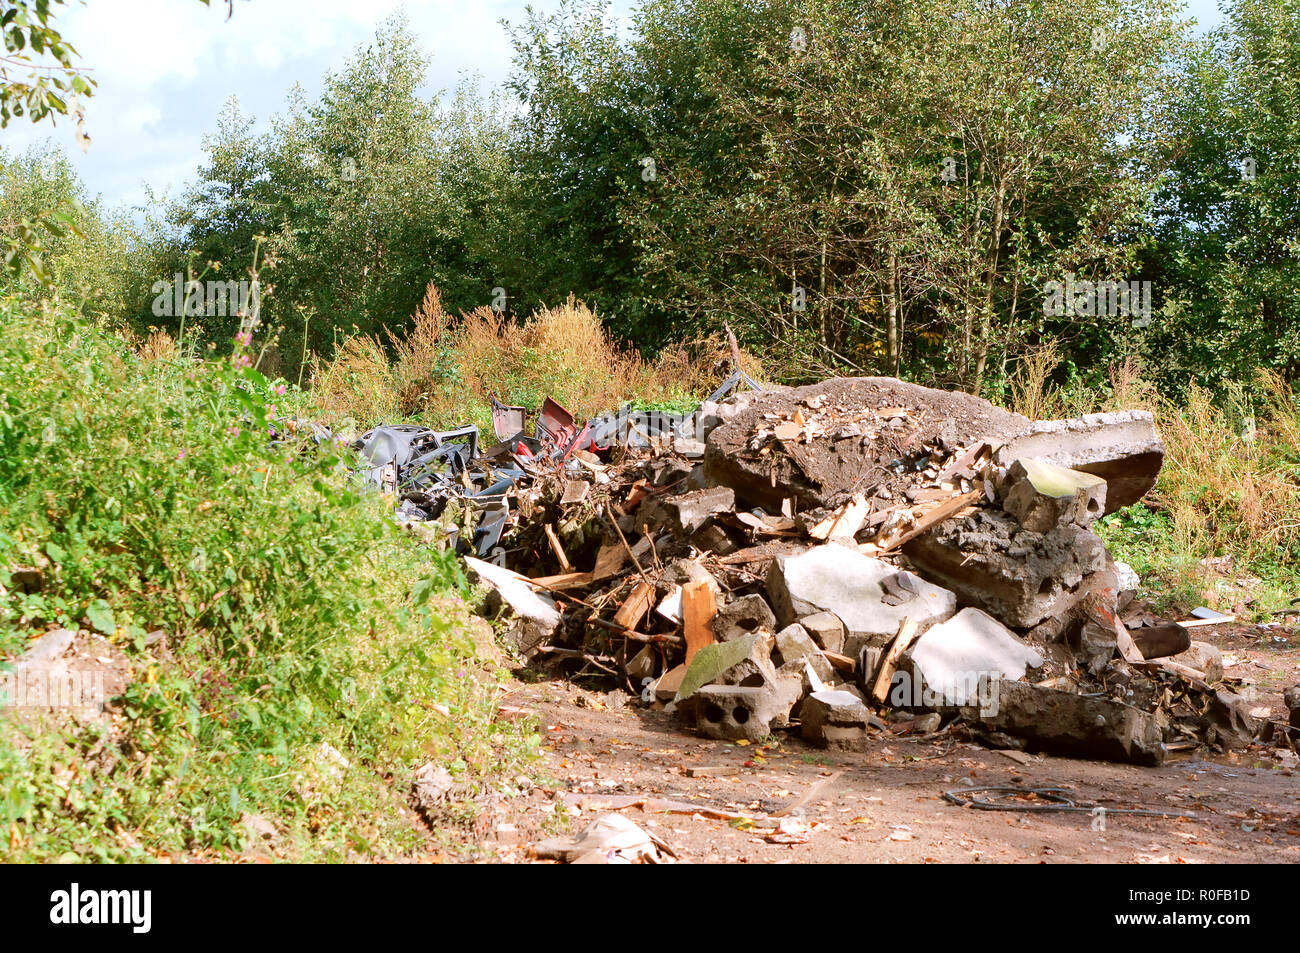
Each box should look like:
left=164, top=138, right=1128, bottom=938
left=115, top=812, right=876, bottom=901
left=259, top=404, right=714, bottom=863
left=475, top=622, right=1300, bottom=863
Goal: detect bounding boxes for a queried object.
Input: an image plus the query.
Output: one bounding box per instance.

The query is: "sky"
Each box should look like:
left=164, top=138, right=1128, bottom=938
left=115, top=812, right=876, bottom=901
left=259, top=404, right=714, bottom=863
left=0, top=0, right=1227, bottom=215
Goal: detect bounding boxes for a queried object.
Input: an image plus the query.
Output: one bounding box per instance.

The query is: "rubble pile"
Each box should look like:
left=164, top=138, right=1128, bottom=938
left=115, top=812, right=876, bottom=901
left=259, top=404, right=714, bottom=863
left=360, top=374, right=1293, bottom=766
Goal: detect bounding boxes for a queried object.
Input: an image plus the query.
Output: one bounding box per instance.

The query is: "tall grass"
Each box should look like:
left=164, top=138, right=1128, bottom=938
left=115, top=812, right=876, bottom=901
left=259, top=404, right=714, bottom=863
left=311, top=283, right=764, bottom=432
left=1004, top=346, right=1300, bottom=614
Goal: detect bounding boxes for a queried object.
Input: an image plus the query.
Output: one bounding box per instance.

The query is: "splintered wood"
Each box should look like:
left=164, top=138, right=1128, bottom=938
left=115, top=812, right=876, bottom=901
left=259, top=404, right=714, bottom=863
left=875, top=488, right=983, bottom=552
left=809, top=493, right=870, bottom=541
left=614, top=580, right=657, bottom=632
left=681, top=580, right=717, bottom=664
left=871, top=617, right=921, bottom=704
left=544, top=523, right=572, bottom=572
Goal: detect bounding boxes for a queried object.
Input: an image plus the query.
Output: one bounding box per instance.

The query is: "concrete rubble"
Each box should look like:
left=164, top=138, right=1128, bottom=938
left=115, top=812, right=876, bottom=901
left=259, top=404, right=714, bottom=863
left=355, top=373, right=1268, bottom=766
left=800, top=689, right=884, bottom=748
left=906, top=608, right=1043, bottom=707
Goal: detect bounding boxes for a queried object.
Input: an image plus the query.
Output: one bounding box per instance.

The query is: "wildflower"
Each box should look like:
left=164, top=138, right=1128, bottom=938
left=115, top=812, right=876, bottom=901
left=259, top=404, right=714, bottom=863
left=274, top=383, right=287, bottom=396
left=234, top=331, right=252, bottom=348
left=176, top=449, right=187, bottom=461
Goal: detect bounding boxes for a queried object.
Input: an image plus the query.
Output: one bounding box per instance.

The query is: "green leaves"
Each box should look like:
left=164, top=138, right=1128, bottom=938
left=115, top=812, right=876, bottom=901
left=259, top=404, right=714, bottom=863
left=84, top=598, right=115, bottom=635
left=0, top=0, right=97, bottom=130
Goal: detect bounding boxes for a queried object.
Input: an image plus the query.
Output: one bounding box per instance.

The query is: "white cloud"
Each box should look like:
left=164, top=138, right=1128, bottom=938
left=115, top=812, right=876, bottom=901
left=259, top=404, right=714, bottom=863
left=3, top=0, right=536, bottom=212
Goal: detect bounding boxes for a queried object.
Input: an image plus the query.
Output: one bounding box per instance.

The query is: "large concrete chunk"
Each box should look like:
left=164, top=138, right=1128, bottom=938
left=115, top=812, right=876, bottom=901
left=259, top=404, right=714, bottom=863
left=800, top=611, right=846, bottom=653
left=642, top=485, right=735, bottom=536
left=464, top=556, right=560, bottom=656
left=1175, top=641, right=1224, bottom=683
left=902, top=509, right=1108, bottom=629
left=704, top=377, right=1030, bottom=510
left=908, top=608, right=1043, bottom=706
left=1000, top=457, right=1107, bottom=531
left=766, top=545, right=956, bottom=653
left=981, top=679, right=1166, bottom=765
left=994, top=410, right=1164, bottom=513
left=1203, top=690, right=1257, bottom=750
left=695, top=683, right=798, bottom=741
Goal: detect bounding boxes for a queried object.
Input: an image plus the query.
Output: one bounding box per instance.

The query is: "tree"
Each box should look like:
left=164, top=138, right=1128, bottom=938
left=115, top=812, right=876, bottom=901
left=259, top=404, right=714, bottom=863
left=506, top=0, right=1191, bottom=390
left=1143, top=0, right=1300, bottom=392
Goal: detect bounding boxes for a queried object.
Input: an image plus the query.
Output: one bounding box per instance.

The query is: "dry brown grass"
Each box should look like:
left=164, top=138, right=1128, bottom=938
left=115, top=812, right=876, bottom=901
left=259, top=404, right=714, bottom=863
left=309, top=283, right=764, bottom=431
left=1156, top=376, right=1300, bottom=556
left=1002, top=343, right=1300, bottom=577
left=1007, top=343, right=1068, bottom=420
left=311, top=333, right=400, bottom=424
left=117, top=326, right=177, bottom=363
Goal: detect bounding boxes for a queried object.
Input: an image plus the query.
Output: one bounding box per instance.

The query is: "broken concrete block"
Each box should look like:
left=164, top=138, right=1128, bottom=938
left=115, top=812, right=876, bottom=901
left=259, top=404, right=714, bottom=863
left=650, top=485, right=735, bottom=536
left=912, top=712, right=943, bottom=733
left=774, top=623, right=834, bottom=683
left=778, top=656, right=827, bottom=696
left=464, top=556, right=560, bottom=657
left=994, top=410, right=1164, bottom=513
left=800, top=689, right=878, bottom=748
left=766, top=545, right=955, bottom=654
left=1175, top=641, right=1224, bottom=683
left=857, top=645, right=883, bottom=692
left=673, top=437, right=706, bottom=459
left=625, top=644, right=658, bottom=682
left=902, top=508, right=1108, bottom=629
left=1204, top=690, right=1258, bottom=750
left=712, top=593, right=776, bottom=642
left=907, top=608, right=1043, bottom=707
left=695, top=683, right=794, bottom=741
left=692, top=522, right=739, bottom=556
left=1000, top=457, right=1107, bottom=531
left=666, top=558, right=720, bottom=593
left=1075, top=620, right=1117, bottom=675
left=1114, top=560, right=1140, bottom=596
left=799, top=610, right=846, bottom=654
left=980, top=679, right=1166, bottom=765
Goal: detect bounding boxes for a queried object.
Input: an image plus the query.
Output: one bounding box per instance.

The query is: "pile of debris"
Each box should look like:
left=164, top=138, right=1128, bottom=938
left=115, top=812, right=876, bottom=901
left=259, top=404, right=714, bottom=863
left=363, top=375, right=1293, bottom=766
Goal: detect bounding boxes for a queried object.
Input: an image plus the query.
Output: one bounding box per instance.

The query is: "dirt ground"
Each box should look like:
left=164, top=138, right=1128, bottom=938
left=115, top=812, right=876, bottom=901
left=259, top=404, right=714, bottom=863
left=482, top=622, right=1300, bottom=863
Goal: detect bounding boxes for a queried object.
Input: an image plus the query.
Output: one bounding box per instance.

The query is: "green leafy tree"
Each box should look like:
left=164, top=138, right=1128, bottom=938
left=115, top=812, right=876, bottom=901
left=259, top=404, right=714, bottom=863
left=1143, top=0, right=1300, bottom=392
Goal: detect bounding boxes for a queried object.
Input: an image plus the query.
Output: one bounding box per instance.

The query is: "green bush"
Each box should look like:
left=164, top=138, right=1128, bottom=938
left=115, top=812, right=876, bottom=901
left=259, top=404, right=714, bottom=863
left=0, top=302, right=536, bottom=861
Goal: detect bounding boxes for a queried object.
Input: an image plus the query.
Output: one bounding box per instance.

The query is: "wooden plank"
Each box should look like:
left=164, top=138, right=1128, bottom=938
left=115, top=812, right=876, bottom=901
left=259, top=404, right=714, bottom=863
left=878, top=489, right=983, bottom=552
left=809, top=493, right=870, bottom=541
left=529, top=571, right=593, bottom=591
left=590, top=542, right=628, bottom=581
left=613, top=580, right=656, bottom=632
left=822, top=650, right=855, bottom=673
left=871, top=617, right=921, bottom=704
left=1177, top=615, right=1236, bottom=629
left=1113, top=616, right=1145, bottom=665
left=544, top=524, right=572, bottom=572
left=935, top=440, right=989, bottom=482
left=681, top=579, right=717, bottom=665
left=1134, top=658, right=1210, bottom=691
